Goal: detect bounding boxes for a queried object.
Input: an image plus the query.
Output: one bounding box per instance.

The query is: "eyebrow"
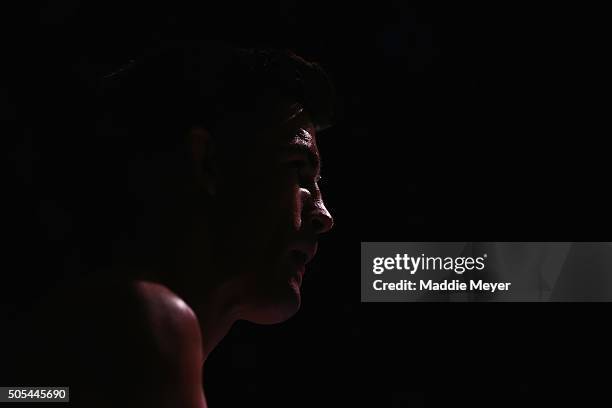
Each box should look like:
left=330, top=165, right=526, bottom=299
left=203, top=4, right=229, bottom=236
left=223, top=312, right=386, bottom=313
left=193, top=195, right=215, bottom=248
left=281, top=143, right=322, bottom=176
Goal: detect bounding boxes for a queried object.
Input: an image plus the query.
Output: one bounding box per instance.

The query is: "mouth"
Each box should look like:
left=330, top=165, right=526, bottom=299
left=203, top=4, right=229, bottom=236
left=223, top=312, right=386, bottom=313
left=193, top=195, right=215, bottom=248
left=287, top=243, right=317, bottom=281
left=288, top=242, right=317, bottom=266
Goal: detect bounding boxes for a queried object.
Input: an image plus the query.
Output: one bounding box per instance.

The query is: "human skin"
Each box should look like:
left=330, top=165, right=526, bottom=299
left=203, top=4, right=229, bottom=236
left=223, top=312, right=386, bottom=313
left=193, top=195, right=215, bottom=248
left=109, top=104, right=334, bottom=407
left=10, top=104, right=333, bottom=408
left=151, top=104, right=331, bottom=329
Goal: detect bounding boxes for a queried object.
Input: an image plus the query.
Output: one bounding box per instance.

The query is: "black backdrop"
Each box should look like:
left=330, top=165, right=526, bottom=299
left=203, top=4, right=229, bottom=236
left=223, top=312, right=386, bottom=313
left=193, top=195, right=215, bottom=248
left=3, top=2, right=610, bottom=407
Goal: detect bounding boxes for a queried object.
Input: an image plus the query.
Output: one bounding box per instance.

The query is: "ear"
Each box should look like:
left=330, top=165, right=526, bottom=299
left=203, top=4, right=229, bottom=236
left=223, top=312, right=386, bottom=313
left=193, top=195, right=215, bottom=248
left=189, top=126, right=217, bottom=196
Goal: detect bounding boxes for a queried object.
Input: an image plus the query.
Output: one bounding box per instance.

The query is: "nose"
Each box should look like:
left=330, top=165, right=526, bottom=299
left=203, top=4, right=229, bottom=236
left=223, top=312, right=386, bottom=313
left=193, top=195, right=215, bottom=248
left=309, top=198, right=334, bottom=234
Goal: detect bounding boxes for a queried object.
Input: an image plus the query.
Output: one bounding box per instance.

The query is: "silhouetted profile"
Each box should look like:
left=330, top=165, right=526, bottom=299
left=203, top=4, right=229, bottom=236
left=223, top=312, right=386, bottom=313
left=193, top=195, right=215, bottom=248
left=4, top=42, right=335, bottom=407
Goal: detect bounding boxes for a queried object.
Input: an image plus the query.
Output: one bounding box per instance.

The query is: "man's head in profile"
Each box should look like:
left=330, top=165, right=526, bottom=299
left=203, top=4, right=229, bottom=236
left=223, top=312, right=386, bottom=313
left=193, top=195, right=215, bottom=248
left=82, top=43, right=335, bottom=328
left=4, top=41, right=336, bottom=406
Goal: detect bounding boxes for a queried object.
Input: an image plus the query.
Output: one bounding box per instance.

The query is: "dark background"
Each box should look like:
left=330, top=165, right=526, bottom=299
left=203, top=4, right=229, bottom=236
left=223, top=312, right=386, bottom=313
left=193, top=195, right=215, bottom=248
left=3, top=2, right=610, bottom=407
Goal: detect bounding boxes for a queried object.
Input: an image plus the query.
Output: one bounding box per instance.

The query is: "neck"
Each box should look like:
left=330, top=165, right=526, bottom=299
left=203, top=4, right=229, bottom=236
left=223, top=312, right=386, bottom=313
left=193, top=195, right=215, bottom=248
left=192, top=280, right=245, bottom=360
left=120, top=210, right=246, bottom=362
left=160, top=239, right=248, bottom=362
left=138, top=264, right=244, bottom=362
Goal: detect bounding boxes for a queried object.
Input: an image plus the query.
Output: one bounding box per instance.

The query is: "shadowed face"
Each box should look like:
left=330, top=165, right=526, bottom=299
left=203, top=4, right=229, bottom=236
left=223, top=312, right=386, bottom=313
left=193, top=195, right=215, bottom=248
left=210, top=107, right=334, bottom=324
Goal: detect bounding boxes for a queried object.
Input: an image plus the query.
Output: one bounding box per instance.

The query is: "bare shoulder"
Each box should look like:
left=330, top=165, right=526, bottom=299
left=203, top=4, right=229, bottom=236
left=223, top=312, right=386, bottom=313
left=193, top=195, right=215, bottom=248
left=128, top=281, right=206, bottom=407
left=68, top=278, right=203, bottom=355
left=130, top=280, right=204, bottom=365
left=62, top=278, right=206, bottom=407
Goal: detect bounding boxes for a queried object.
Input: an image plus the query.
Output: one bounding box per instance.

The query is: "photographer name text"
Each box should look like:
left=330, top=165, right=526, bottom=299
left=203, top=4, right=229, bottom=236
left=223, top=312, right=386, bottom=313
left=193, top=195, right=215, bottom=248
left=373, top=279, right=511, bottom=292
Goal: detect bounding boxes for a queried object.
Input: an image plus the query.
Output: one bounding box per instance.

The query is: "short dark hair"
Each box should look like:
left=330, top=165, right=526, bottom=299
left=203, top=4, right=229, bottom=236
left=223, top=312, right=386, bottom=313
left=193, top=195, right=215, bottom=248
left=58, top=43, right=336, bottom=272
left=8, top=42, right=338, bottom=307
left=97, top=43, right=336, bottom=150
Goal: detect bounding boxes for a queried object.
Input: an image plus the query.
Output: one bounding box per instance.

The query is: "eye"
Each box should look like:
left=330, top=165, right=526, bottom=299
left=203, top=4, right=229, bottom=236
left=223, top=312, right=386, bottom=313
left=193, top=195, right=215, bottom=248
left=287, top=159, right=307, bottom=170
left=289, top=161, right=307, bottom=180
left=285, top=159, right=308, bottom=176
left=285, top=159, right=317, bottom=188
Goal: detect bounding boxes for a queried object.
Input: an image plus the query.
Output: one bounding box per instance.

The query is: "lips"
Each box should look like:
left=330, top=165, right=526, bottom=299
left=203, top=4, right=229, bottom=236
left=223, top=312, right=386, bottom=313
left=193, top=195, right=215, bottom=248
left=285, top=242, right=317, bottom=285
left=288, top=241, right=317, bottom=265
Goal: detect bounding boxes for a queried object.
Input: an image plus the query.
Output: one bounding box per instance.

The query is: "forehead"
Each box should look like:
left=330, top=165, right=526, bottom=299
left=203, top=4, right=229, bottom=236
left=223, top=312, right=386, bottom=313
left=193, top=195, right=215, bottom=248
left=265, top=110, right=318, bottom=149
left=223, top=99, right=322, bottom=169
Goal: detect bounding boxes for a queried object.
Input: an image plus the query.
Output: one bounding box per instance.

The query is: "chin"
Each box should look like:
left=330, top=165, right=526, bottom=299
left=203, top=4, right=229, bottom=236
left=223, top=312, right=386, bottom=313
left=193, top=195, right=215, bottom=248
left=244, top=276, right=303, bottom=324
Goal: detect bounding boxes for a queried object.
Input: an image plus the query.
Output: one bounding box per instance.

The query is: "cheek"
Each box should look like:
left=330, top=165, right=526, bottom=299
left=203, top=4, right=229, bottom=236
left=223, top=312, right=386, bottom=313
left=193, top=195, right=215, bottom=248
left=288, top=185, right=303, bottom=230
left=220, top=178, right=298, bottom=235
left=255, top=182, right=304, bottom=266
left=276, top=175, right=303, bottom=229
left=218, top=164, right=302, bottom=238
left=235, top=181, right=301, bottom=270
